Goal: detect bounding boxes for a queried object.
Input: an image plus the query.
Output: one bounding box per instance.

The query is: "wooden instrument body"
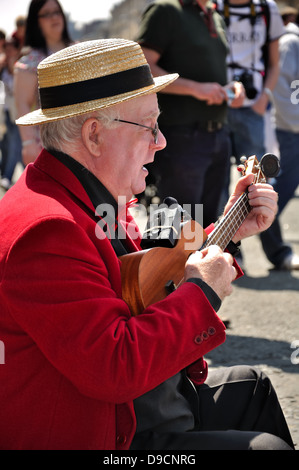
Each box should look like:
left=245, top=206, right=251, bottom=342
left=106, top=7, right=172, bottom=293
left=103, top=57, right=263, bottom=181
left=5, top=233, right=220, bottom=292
left=120, top=219, right=207, bottom=316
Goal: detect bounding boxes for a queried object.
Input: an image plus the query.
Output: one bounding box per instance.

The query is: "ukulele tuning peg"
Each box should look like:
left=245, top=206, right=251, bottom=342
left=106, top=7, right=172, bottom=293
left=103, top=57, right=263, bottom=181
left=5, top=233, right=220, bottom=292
left=240, top=156, right=247, bottom=163
left=237, top=164, right=246, bottom=173
left=260, top=153, right=280, bottom=178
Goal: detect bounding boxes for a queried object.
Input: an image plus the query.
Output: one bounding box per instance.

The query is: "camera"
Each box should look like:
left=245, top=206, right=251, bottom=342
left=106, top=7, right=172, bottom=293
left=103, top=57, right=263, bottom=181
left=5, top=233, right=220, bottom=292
left=233, top=70, right=257, bottom=100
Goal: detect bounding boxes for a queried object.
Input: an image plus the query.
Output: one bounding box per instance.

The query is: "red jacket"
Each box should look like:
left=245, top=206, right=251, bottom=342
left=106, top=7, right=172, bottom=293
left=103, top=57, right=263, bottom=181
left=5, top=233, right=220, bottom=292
left=0, top=149, right=226, bottom=449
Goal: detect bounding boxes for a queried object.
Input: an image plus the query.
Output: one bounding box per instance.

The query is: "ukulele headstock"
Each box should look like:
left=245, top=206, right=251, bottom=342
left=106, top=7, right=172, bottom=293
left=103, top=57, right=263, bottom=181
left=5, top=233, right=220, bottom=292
left=237, top=153, right=280, bottom=183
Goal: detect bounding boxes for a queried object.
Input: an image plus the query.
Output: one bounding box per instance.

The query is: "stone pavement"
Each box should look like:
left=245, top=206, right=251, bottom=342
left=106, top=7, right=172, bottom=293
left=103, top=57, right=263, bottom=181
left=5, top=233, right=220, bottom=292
left=1, top=164, right=298, bottom=449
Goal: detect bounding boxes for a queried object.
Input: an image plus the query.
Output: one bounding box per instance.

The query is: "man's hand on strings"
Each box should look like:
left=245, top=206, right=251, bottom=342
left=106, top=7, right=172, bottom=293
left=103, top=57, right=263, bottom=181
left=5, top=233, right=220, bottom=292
left=223, top=173, right=278, bottom=243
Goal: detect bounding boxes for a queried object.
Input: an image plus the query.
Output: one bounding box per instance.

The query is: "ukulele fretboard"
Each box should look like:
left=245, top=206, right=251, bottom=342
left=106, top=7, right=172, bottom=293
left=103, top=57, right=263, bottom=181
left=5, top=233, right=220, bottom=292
left=202, top=191, right=251, bottom=251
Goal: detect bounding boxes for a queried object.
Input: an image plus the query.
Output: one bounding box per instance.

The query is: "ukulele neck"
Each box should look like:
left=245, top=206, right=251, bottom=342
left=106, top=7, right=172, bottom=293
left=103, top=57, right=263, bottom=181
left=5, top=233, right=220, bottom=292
left=202, top=190, right=251, bottom=251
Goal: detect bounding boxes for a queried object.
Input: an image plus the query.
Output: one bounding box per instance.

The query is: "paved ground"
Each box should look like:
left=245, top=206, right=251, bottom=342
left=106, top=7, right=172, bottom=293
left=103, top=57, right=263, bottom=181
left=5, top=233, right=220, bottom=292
left=1, top=163, right=298, bottom=449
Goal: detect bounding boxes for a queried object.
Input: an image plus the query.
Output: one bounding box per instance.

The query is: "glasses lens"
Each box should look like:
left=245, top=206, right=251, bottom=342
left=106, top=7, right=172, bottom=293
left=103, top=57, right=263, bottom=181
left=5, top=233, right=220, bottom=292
left=114, top=119, right=159, bottom=144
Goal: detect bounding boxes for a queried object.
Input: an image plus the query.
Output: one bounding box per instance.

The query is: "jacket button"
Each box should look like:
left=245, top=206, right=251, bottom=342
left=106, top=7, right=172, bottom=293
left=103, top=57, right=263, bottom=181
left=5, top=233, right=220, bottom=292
left=202, top=331, right=208, bottom=340
left=194, top=334, right=202, bottom=344
left=208, top=326, right=216, bottom=335
left=117, top=434, right=127, bottom=446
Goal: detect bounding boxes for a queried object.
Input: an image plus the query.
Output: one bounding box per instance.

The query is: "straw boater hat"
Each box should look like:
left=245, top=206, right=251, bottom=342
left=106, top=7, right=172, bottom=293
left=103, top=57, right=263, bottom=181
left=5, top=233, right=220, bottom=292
left=16, top=38, right=178, bottom=126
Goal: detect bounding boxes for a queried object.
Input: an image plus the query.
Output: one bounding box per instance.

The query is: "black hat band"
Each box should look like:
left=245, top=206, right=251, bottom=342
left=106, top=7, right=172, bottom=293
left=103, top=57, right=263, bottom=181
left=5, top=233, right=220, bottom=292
left=39, top=64, right=154, bottom=109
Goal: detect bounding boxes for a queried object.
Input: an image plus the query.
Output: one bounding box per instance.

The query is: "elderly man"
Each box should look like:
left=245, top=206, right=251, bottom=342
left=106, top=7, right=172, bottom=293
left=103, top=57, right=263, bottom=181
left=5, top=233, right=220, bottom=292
left=0, top=39, right=293, bottom=450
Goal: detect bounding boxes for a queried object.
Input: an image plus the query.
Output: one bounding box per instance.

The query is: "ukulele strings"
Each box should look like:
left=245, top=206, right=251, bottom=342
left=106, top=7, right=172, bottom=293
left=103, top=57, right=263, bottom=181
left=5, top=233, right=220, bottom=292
left=203, top=191, right=251, bottom=251
left=170, top=191, right=252, bottom=292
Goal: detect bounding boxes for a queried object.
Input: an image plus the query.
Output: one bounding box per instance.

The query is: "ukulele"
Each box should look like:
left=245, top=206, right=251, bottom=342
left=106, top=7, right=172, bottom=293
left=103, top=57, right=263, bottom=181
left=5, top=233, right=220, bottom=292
left=120, top=153, right=279, bottom=316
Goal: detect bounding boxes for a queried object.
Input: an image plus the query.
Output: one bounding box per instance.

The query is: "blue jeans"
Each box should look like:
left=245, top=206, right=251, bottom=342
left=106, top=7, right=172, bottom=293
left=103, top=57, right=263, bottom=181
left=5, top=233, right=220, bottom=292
left=227, top=107, right=265, bottom=161
left=221, top=107, right=265, bottom=213
left=260, top=129, right=299, bottom=267
left=151, top=124, right=231, bottom=227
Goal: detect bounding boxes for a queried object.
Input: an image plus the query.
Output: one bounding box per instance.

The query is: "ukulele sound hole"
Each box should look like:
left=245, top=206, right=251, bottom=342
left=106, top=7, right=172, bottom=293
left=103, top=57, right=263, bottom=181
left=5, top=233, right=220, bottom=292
left=165, top=280, right=177, bottom=294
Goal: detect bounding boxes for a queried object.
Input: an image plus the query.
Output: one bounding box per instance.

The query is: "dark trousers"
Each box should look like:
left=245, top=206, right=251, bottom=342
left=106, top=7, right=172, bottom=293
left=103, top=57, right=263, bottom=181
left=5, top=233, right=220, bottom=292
left=131, top=365, right=294, bottom=450
left=260, top=217, right=292, bottom=267
left=150, top=124, right=231, bottom=228
left=260, top=129, right=299, bottom=267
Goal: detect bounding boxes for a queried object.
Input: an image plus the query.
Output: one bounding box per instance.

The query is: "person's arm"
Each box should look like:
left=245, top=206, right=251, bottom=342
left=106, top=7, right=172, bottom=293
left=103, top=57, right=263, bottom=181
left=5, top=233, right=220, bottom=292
left=252, top=39, right=280, bottom=115
left=14, top=68, right=42, bottom=164
left=223, top=173, right=278, bottom=243
left=142, top=46, right=228, bottom=105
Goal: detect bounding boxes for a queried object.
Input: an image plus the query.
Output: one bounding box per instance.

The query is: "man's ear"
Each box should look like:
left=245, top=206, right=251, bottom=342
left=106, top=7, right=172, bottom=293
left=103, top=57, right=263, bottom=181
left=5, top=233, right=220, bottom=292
left=81, top=118, right=102, bottom=157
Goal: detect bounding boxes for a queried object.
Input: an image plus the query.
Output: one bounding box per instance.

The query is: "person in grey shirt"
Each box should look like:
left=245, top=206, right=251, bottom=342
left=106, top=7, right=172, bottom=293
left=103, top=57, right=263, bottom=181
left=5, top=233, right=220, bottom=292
left=260, top=8, right=299, bottom=270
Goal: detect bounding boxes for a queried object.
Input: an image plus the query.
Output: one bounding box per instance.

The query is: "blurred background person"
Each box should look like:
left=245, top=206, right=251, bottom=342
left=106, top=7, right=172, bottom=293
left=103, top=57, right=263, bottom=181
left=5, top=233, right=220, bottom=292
left=281, top=4, right=299, bottom=23
left=215, top=0, right=285, bottom=267
left=260, top=6, right=299, bottom=270
left=12, top=15, right=27, bottom=51
left=0, top=36, right=23, bottom=191
left=215, top=0, right=285, bottom=162
left=14, top=0, right=73, bottom=165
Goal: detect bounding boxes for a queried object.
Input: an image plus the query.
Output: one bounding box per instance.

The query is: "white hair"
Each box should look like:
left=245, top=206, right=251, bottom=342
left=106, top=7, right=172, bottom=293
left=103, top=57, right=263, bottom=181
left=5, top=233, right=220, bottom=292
left=39, top=107, right=121, bottom=153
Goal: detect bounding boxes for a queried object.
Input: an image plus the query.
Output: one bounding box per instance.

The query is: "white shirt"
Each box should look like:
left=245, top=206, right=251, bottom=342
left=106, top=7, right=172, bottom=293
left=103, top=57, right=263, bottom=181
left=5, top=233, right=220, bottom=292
left=216, top=0, right=285, bottom=106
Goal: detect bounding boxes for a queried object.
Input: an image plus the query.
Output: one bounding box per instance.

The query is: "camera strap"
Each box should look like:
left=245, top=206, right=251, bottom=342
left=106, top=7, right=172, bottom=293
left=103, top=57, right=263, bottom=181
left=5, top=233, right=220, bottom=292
left=223, top=0, right=257, bottom=28
left=224, top=0, right=257, bottom=72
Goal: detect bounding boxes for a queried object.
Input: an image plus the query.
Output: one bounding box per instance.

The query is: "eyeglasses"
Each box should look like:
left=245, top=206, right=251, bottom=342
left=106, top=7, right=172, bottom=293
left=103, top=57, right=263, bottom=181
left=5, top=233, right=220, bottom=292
left=38, top=10, right=62, bottom=19
left=114, top=119, right=159, bottom=144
